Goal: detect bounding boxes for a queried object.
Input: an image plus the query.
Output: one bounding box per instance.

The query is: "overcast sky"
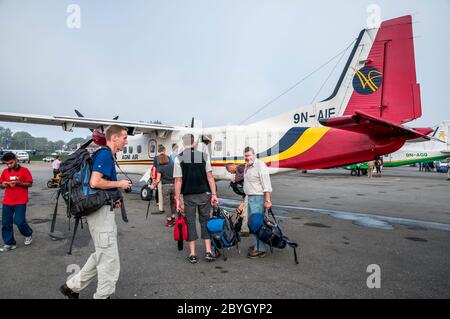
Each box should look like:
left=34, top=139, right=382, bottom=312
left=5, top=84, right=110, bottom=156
left=0, top=0, right=449, bottom=142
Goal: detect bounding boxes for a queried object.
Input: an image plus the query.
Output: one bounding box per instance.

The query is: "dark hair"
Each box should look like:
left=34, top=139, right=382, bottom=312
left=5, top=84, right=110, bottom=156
left=182, top=134, right=195, bottom=146
left=2, top=152, right=17, bottom=162
left=225, top=163, right=236, bottom=170
left=244, top=146, right=255, bottom=154
left=105, top=125, right=128, bottom=141
left=157, top=144, right=166, bottom=153
left=158, top=154, right=169, bottom=165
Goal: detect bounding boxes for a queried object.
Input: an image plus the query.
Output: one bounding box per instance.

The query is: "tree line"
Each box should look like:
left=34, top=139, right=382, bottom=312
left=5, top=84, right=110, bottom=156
left=0, top=126, right=89, bottom=154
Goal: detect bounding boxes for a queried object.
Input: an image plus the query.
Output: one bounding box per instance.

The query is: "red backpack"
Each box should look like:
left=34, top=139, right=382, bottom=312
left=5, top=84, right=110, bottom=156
left=174, top=211, right=188, bottom=250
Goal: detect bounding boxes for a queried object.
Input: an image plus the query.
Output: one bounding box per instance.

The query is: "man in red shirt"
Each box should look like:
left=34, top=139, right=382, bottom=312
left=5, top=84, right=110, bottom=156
left=0, top=152, right=33, bottom=252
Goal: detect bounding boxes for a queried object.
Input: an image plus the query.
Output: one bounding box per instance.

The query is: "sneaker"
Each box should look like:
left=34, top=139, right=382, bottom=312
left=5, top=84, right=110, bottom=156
left=204, top=252, right=216, bottom=262
left=247, top=249, right=266, bottom=259
left=0, top=245, right=16, bottom=252
left=187, top=255, right=198, bottom=264
left=165, top=218, right=175, bottom=227
left=24, top=236, right=33, bottom=246
left=59, top=283, right=79, bottom=299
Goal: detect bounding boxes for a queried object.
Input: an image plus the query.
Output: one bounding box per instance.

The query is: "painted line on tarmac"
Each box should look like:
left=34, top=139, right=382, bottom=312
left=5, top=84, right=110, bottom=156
left=219, top=198, right=450, bottom=232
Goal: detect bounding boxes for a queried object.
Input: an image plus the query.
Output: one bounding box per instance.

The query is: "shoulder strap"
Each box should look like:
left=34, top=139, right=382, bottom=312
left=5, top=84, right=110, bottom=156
left=266, top=208, right=278, bottom=225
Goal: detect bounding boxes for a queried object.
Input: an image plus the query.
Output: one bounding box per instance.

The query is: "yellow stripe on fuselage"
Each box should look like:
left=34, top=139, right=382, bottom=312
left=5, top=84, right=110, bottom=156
left=212, top=127, right=329, bottom=165
left=116, top=161, right=153, bottom=165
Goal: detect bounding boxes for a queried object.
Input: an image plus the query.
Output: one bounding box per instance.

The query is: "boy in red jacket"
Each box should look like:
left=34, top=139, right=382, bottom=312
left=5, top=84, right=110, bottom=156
left=0, top=152, right=33, bottom=252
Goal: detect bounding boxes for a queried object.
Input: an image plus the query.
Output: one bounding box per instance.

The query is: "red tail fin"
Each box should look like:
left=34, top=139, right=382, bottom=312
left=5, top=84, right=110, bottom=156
left=343, top=15, right=421, bottom=124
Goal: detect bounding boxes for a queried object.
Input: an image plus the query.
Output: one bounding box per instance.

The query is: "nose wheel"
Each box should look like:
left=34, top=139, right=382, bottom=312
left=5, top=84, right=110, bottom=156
left=140, top=185, right=153, bottom=201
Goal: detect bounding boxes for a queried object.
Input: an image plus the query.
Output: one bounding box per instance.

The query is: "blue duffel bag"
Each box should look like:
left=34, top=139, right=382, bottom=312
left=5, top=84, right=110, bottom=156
left=248, top=208, right=299, bottom=264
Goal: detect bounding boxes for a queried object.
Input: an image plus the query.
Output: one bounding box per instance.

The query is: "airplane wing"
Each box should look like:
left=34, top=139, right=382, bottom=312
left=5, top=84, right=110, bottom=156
left=0, top=112, right=182, bottom=134
left=319, top=110, right=430, bottom=141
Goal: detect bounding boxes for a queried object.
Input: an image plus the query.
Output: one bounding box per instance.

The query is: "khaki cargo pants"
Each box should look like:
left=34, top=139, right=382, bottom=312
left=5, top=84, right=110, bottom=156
left=66, top=205, right=120, bottom=299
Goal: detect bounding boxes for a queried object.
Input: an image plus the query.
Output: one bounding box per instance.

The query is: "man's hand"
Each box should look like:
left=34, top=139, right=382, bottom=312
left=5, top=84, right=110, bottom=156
left=115, top=200, right=121, bottom=208
left=8, top=181, right=17, bottom=188
left=117, top=180, right=132, bottom=190
left=264, top=200, right=272, bottom=209
left=149, top=184, right=155, bottom=190
left=175, top=197, right=184, bottom=212
left=2, top=182, right=10, bottom=188
left=211, top=194, right=219, bottom=207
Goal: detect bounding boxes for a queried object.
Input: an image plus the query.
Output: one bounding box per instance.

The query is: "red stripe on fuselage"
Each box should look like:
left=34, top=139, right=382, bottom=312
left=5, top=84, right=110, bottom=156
left=274, top=129, right=406, bottom=170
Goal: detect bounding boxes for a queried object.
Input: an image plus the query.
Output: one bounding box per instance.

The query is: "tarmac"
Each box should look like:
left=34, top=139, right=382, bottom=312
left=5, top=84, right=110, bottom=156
left=1, top=162, right=449, bottom=299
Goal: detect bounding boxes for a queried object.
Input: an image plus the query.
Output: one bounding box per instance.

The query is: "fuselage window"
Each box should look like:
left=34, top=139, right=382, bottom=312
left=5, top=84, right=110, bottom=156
left=123, top=147, right=127, bottom=154
left=214, top=141, right=222, bottom=152
left=129, top=146, right=133, bottom=154
left=137, top=145, right=142, bottom=154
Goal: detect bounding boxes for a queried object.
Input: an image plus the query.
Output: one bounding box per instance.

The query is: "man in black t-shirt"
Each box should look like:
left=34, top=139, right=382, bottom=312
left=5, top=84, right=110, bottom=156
left=174, top=134, right=219, bottom=264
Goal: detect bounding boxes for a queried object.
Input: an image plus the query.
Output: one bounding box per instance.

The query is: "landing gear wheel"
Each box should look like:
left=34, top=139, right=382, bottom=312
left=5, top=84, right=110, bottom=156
left=47, top=180, right=54, bottom=188
left=140, top=185, right=153, bottom=201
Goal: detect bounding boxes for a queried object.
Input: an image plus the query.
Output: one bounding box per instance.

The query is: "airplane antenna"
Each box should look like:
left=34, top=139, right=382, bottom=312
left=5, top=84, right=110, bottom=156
left=239, top=38, right=357, bottom=125
left=310, top=43, right=351, bottom=103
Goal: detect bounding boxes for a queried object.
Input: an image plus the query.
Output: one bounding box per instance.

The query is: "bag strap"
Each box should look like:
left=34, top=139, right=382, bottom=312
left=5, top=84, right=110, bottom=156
left=267, top=208, right=278, bottom=223
left=50, top=189, right=61, bottom=233
left=79, top=138, right=93, bottom=150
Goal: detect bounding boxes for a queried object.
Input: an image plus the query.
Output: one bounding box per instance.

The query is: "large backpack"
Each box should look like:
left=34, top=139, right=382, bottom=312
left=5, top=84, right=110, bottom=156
left=50, top=146, right=128, bottom=255
left=248, top=208, right=299, bottom=264
left=207, top=207, right=242, bottom=261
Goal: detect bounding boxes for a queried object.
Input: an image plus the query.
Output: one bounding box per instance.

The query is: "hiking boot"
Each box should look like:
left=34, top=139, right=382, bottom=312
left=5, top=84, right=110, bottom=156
left=204, top=252, right=216, bottom=262
left=187, top=255, right=198, bottom=264
left=247, top=249, right=266, bottom=259
left=247, top=245, right=255, bottom=253
left=59, top=284, right=79, bottom=299
left=24, top=236, right=33, bottom=246
left=0, top=244, right=16, bottom=252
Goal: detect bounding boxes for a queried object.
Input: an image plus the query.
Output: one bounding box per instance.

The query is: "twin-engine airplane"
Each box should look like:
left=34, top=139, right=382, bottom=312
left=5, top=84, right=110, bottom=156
left=0, top=16, right=429, bottom=184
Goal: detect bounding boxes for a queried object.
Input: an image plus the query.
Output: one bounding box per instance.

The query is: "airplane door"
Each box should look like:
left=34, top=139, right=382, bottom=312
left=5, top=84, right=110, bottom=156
left=148, top=139, right=157, bottom=159
left=212, top=132, right=226, bottom=159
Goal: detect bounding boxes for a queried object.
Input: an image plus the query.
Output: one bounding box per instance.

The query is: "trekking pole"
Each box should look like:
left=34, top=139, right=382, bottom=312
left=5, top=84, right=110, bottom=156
left=67, top=217, right=80, bottom=255
left=146, top=200, right=151, bottom=220
left=293, top=244, right=299, bottom=265
left=50, top=189, right=61, bottom=233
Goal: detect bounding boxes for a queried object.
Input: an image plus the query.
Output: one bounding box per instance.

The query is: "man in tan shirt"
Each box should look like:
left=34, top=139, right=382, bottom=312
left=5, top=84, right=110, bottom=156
left=243, top=147, right=272, bottom=259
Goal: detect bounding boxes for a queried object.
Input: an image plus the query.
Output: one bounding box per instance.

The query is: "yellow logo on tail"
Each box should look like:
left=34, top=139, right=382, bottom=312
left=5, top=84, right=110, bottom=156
left=352, top=66, right=383, bottom=95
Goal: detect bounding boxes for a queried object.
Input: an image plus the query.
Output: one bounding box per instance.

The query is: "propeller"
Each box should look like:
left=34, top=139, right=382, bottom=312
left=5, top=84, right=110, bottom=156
left=191, top=117, right=195, bottom=128
left=74, top=109, right=121, bottom=146
left=75, top=109, right=93, bottom=133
